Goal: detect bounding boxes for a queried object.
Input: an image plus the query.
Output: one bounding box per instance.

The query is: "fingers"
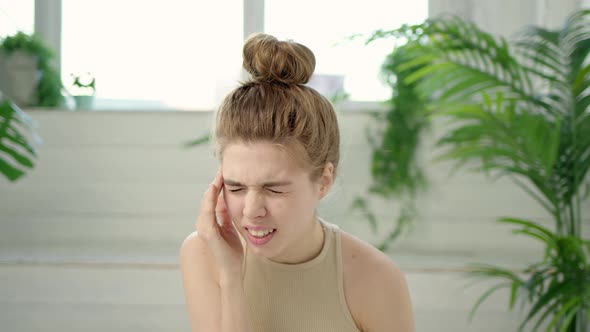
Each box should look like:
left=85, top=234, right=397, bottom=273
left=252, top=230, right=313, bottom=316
left=197, top=169, right=223, bottom=234
left=216, top=192, right=232, bottom=229
left=202, top=169, right=222, bottom=209
left=211, top=169, right=223, bottom=191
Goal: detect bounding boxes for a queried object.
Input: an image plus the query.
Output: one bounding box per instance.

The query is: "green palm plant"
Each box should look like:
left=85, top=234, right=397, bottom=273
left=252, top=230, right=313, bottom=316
left=0, top=92, right=41, bottom=182
left=364, top=10, right=590, bottom=332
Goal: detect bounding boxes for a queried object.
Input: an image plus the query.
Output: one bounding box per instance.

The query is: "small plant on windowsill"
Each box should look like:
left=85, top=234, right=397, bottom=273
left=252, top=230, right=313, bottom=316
left=70, top=72, right=96, bottom=110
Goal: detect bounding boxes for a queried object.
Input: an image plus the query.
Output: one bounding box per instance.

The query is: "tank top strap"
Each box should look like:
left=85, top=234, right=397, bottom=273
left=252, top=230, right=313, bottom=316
left=318, top=217, right=340, bottom=233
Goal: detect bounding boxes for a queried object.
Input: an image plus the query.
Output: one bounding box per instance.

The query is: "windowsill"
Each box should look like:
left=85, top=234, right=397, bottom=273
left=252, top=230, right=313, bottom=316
left=22, top=107, right=211, bottom=113
left=23, top=100, right=390, bottom=114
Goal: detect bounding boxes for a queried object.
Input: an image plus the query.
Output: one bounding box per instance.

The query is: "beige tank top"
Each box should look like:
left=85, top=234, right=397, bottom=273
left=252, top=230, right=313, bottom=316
left=241, top=219, right=362, bottom=332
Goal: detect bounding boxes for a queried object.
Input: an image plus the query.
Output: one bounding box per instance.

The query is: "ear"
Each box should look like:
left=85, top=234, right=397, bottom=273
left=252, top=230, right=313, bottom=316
left=318, top=162, right=335, bottom=199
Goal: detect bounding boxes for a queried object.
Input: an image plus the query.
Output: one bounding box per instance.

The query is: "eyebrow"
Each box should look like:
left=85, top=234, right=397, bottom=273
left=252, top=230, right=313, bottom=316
left=223, top=179, right=293, bottom=187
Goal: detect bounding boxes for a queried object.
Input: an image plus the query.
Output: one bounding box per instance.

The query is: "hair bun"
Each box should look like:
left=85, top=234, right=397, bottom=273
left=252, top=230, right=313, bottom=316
left=243, top=33, right=315, bottom=85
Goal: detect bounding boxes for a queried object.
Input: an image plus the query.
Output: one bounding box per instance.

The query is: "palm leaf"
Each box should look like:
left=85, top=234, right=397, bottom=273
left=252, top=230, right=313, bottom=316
left=350, top=196, right=378, bottom=234
left=466, top=263, right=524, bottom=283
left=468, top=282, right=512, bottom=321
left=0, top=96, right=41, bottom=182
left=183, top=134, right=210, bottom=147
left=530, top=298, right=567, bottom=332
left=497, top=217, right=555, bottom=239
left=397, top=18, right=557, bottom=117
left=556, top=308, right=580, bottom=332
left=510, top=282, right=521, bottom=310
left=508, top=175, right=556, bottom=216
left=520, top=280, right=577, bottom=330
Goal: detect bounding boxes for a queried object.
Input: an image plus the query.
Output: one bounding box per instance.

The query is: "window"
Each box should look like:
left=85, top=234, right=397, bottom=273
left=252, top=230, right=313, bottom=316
left=265, top=0, right=428, bottom=102
left=61, top=0, right=243, bottom=110
left=0, top=0, right=35, bottom=36
left=57, top=0, right=428, bottom=110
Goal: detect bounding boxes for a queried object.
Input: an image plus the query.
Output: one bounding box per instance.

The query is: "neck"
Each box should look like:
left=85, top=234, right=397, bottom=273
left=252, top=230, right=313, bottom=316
left=270, top=216, right=325, bottom=264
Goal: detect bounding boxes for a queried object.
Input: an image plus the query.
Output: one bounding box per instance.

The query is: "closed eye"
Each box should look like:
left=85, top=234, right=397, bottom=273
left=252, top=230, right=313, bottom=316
left=226, top=187, right=284, bottom=194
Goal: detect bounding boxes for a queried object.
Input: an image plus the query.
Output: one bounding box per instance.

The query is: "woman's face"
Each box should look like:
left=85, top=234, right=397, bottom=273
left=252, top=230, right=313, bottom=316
left=221, top=141, right=327, bottom=262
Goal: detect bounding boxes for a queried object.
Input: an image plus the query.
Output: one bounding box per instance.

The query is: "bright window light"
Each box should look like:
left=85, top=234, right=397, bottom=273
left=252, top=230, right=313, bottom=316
left=265, top=0, right=428, bottom=102
left=61, top=0, right=243, bottom=110
left=0, top=0, right=34, bottom=37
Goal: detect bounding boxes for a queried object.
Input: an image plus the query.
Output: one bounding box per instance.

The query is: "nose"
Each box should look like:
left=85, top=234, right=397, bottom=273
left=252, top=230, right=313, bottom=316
left=243, top=190, right=266, bottom=219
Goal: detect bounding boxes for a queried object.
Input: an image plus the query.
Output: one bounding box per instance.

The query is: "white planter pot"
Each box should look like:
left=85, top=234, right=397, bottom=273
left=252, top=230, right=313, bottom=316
left=0, top=51, right=39, bottom=107
left=73, top=95, right=95, bottom=110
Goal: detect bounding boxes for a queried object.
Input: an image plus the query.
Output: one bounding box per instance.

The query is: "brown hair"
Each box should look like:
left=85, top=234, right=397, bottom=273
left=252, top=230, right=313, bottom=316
left=215, top=33, right=340, bottom=180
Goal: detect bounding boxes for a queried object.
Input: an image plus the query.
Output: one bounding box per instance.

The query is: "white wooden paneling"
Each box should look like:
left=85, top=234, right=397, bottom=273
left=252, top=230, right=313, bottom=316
left=3, top=110, right=586, bottom=262
left=1, top=109, right=587, bottom=332
left=0, top=264, right=528, bottom=332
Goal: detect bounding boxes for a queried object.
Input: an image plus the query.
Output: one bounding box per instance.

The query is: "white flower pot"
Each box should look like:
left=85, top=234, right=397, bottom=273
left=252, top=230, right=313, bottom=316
left=0, top=51, right=39, bottom=107
left=73, top=95, right=95, bottom=110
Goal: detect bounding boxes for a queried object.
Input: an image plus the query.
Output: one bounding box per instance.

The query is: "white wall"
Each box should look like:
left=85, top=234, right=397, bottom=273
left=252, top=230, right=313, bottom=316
left=1, top=110, right=587, bottom=331
left=430, top=0, right=582, bottom=36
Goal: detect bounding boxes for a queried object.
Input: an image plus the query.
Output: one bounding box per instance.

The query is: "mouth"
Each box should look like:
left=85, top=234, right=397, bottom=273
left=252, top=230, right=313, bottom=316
left=245, top=227, right=277, bottom=246
left=245, top=227, right=277, bottom=238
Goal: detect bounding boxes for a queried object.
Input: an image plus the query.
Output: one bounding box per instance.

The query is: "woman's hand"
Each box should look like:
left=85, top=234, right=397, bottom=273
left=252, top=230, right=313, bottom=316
left=196, top=170, right=244, bottom=285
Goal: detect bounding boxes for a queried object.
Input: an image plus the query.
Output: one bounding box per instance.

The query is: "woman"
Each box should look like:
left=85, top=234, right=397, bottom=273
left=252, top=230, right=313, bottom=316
left=180, top=33, right=415, bottom=332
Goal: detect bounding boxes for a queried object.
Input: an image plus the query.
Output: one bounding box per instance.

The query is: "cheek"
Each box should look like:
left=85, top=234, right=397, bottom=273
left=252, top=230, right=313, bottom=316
left=223, top=193, right=242, bottom=218
left=269, top=198, right=290, bottom=214
left=273, top=195, right=312, bottom=218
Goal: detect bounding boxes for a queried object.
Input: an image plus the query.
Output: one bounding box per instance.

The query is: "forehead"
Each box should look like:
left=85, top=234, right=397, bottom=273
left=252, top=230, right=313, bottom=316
left=221, top=142, right=307, bottom=184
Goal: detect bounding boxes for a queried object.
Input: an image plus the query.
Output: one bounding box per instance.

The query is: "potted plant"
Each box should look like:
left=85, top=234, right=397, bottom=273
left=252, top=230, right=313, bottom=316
left=363, top=10, right=590, bottom=332
left=0, top=31, right=63, bottom=108
left=69, top=72, right=96, bottom=110
left=0, top=91, right=41, bottom=182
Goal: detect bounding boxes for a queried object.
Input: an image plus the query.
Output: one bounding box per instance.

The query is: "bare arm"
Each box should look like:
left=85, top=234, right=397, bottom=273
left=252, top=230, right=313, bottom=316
left=180, top=232, right=221, bottom=331
left=180, top=170, right=252, bottom=331
left=180, top=233, right=252, bottom=332
left=220, top=277, right=252, bottom=332
left=362, top=261, right=415, bottom=332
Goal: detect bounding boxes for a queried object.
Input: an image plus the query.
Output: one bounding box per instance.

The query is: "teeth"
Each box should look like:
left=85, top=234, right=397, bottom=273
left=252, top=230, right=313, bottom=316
left=247, top=228, right=275, bottom=238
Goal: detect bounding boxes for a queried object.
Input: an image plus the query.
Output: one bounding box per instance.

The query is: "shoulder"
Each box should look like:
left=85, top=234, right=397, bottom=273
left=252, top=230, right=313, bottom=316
left=179, top=231, right=206, bottom=264
left=179, top=231, right=220, bottom=282
left=339, top=230, right=415, bottom=332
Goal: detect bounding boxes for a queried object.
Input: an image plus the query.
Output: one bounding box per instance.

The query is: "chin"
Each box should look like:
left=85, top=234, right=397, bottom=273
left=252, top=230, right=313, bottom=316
left=247, top=244, right=276, bottom=258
